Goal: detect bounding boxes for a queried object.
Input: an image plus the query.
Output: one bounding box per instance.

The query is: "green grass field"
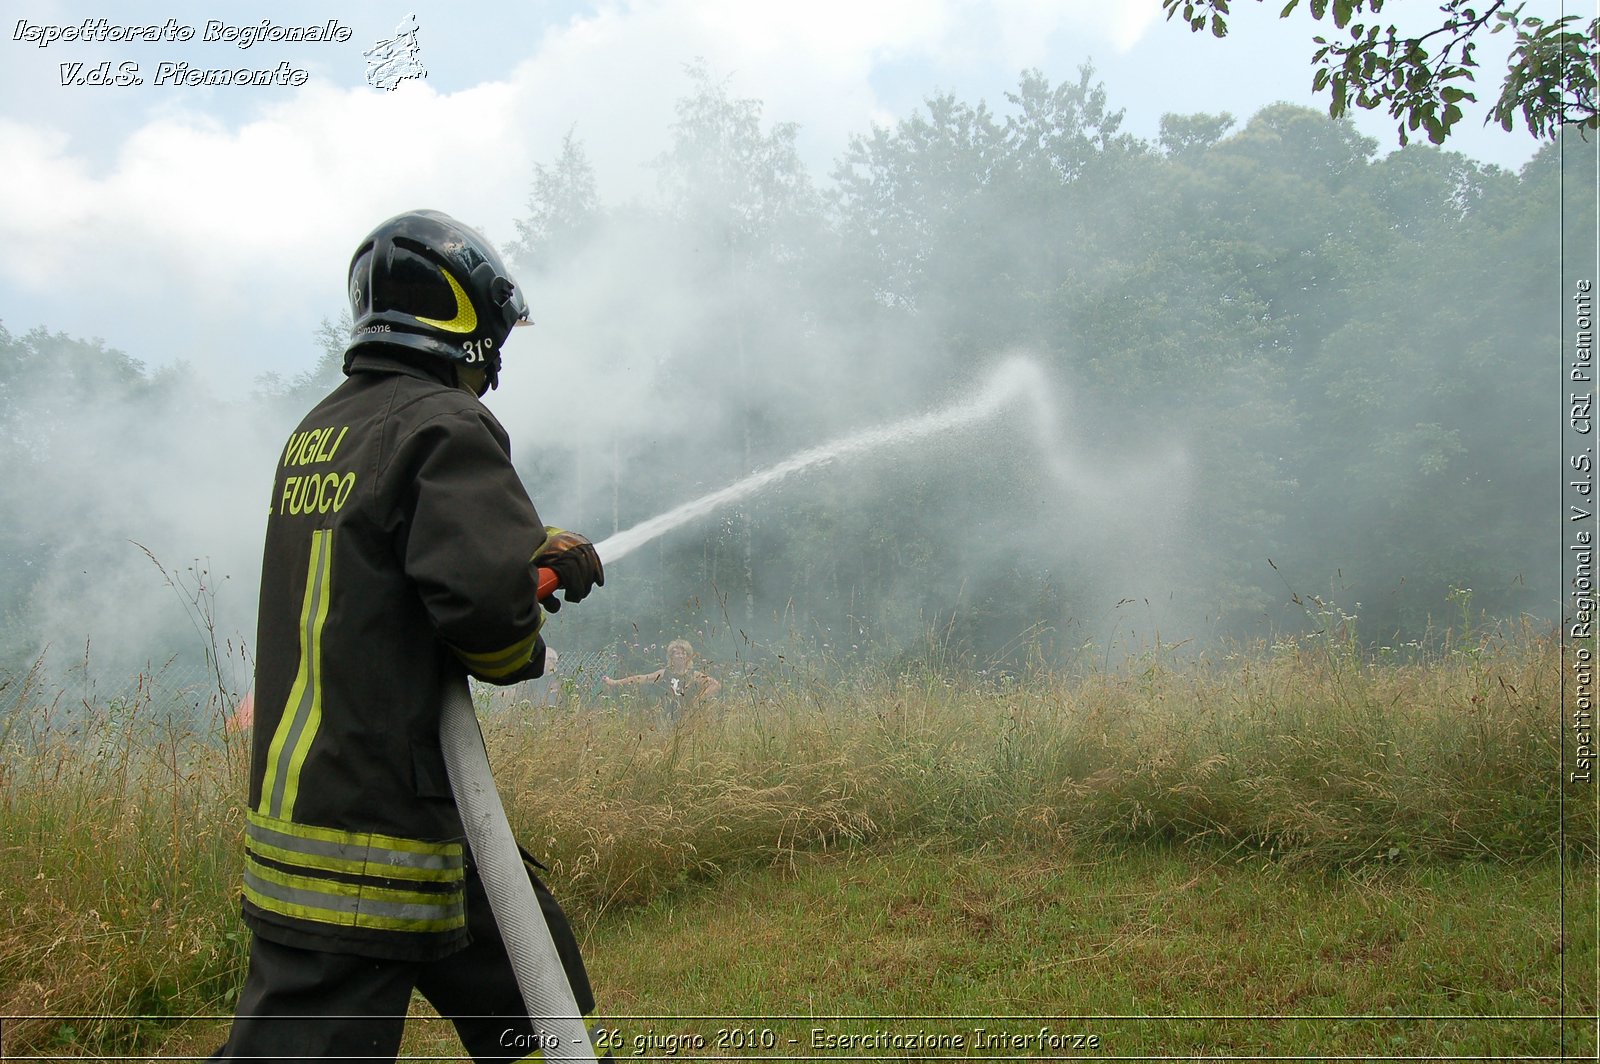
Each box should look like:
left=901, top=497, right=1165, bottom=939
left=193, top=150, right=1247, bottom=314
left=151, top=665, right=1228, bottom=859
left=2, top=624, right=1595, bottom=1060
left=146, top=845, right=1588, bottom=1061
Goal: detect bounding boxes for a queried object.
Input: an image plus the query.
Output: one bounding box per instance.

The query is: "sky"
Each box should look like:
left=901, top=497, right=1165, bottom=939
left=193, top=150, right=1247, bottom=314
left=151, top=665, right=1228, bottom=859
left=0, top=0, right=1547, bottom=396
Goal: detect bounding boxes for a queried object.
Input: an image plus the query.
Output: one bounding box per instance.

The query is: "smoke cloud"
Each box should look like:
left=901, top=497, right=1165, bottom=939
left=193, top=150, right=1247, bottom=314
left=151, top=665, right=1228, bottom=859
left=0, top=54, right=1570, bottom=705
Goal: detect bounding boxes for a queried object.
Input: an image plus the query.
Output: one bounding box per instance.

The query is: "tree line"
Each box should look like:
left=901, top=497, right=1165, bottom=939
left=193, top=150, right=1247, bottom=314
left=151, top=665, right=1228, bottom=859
left=0, top=63, right=1585, bottom=682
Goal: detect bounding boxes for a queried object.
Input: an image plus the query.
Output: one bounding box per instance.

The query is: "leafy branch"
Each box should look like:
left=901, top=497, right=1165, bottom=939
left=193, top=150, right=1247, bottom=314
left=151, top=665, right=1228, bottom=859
left=1162, top=0, right=1599, bottom=144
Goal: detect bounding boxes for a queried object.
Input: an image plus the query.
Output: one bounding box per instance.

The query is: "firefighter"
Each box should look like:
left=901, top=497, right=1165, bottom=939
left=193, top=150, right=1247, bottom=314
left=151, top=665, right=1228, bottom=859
left=210, top=209, right=607, bottom=1062
left=602, top=638, right=720, bottom=719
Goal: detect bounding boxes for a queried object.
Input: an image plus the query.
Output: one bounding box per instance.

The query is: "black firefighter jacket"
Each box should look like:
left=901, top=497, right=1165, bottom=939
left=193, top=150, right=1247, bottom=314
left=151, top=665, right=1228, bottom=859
left=242, top=350, right=549, bottom=961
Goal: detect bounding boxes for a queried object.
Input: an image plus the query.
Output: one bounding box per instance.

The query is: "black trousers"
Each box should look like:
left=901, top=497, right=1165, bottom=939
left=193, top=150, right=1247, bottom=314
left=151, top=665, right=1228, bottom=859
left=210, top=856, right=601, bottom=1063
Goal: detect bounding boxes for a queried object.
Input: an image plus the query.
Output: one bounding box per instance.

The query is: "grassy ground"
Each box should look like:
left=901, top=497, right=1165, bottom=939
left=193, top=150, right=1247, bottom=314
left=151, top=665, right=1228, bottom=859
left=155, top=844, right=1593, bottom=1060
left=2, top=624, right=1595, bottom=1059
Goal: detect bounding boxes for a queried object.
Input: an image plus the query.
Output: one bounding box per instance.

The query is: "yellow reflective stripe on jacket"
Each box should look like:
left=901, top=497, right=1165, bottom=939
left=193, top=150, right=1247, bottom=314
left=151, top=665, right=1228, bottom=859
left=243, top=859, right=465, bottom=934
left=246, top=810, right=463, bottom=884
left=451, top=624, right=542, bottom=680
left=260, top=528, right=334, bottom=820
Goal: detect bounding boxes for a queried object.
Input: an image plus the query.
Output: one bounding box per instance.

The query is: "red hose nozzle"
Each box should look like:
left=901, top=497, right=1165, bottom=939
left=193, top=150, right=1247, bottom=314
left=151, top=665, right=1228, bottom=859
left=535, top=566, right=560, bottom=601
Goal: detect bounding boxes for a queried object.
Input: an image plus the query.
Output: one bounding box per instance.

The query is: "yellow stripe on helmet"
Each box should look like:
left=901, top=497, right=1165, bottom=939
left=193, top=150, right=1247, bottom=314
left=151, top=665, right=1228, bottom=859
left=415, top=268, right=478, bottom=333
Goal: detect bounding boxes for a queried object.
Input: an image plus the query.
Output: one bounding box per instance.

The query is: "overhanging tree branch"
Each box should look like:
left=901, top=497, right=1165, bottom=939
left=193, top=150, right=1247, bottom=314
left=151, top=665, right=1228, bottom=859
left=1162, top=0, right=1599, bottom=145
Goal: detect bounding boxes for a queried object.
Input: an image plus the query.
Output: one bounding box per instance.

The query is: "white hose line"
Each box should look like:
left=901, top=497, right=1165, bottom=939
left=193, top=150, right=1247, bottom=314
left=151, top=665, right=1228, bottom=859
left=440, top=675, right=598, bottom=1062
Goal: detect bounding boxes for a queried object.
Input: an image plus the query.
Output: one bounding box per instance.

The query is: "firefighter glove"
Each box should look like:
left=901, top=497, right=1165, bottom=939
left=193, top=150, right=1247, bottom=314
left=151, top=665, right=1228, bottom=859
left=535, top=527, right=604, bottom=605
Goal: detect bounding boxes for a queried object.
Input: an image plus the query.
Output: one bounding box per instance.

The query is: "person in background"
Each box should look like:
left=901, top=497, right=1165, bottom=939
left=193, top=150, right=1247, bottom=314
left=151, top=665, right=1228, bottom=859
left=488, top=647, right=564, bottom=710
left=223, top=689, right=254, bottom=733
left=602, top=638, right=720, bottom=718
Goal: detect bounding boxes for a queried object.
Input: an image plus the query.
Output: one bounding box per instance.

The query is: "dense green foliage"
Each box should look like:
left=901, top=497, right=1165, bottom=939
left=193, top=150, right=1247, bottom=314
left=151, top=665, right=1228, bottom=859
left=519, top=68, right=1577, bottom=668
left=0, top=67, right=1583, bottom=678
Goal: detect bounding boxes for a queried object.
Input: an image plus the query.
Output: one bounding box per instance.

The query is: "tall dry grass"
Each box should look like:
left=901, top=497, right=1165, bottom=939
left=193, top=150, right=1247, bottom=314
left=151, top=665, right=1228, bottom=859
left=0, top=620, right=1585, bottom=1053
left=0, top=666, right=249, bottom=1053
left=493, top=620, right=1583, bottom=917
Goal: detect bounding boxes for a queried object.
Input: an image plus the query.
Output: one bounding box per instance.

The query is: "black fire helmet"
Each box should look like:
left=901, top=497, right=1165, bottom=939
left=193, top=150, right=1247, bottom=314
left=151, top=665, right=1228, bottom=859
left=344, top=209, right=529, bottom=391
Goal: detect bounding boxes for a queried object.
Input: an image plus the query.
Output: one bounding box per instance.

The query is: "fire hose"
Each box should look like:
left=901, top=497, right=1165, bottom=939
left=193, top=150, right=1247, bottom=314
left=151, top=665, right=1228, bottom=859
left=438, top=565, right=598, bottom=1063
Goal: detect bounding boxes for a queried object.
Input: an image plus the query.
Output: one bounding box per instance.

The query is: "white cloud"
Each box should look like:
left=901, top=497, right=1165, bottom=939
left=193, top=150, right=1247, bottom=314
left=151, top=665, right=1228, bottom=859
left=975, top=0, right=1162, bottom=66
left=0, top=76, right=540, bottom=387
left=0, top=78, right=528, bottom=290
left=0, top=122, right=97, bottom=259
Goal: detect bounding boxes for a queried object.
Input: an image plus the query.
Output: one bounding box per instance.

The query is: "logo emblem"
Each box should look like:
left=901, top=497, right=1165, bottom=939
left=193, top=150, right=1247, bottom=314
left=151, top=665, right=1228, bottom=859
left=365, top=14, right=427, bottom=92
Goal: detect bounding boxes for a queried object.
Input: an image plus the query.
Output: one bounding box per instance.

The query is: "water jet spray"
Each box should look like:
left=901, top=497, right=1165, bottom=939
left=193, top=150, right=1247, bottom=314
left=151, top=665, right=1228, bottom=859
left=534, top=353, right=1088, bottom=597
